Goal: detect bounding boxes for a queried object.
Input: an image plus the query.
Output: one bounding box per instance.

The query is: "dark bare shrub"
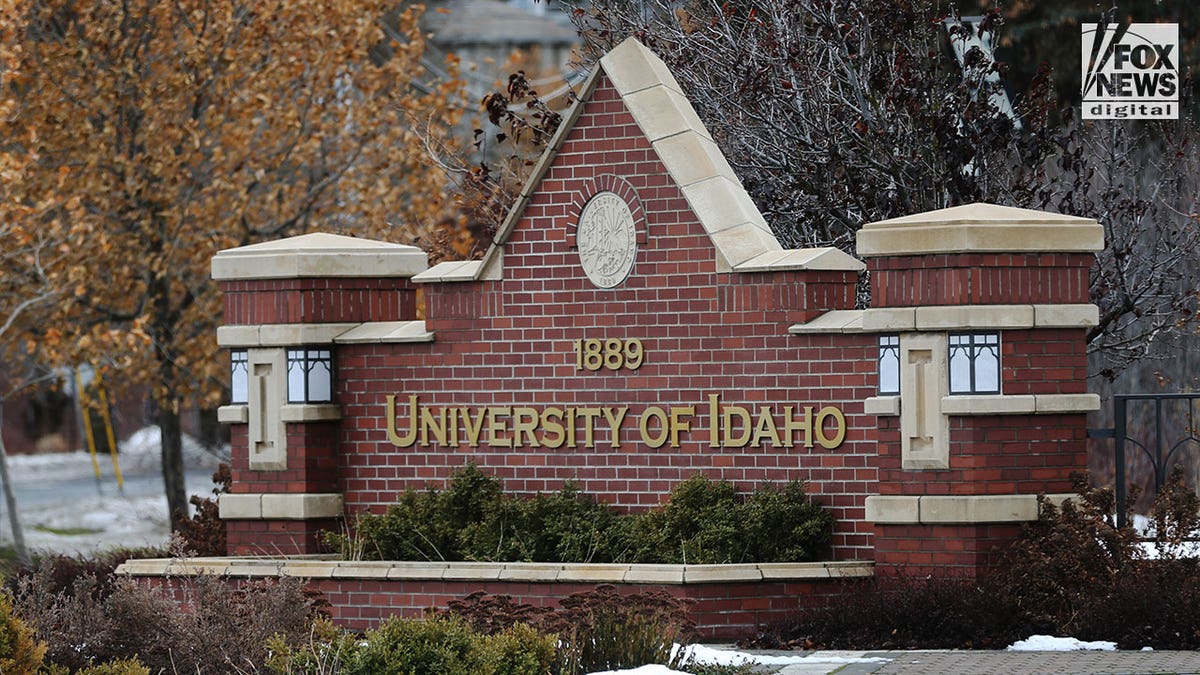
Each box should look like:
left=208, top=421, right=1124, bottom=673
left=15, top=568, right=321, bottom=673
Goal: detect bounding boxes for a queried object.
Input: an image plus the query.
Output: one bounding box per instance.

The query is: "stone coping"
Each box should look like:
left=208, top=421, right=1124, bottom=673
left=862, top=394, right=1100, bottom=417
left=733, top=247, right=865, bottom=273
left=941, top=393, right=1100, bottom=415
left=856, top=203, right=1104, bottom=256
left=212, top=232, right=427, bottom=280
left=117, top=557, right=874, bottom=585
left=791, top=304, right=1098, bottom=334
left=866, top=493, right=1075, bottom=525
left=218, top=321, right=433, bottom=347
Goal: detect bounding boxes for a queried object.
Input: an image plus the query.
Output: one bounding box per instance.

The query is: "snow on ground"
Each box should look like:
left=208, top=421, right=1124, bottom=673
left=588, top=667, right=689, bottom=675
left=1006, top=635, right=1117, bottom=651
left=0, top=427, right=225, bottom=556
left=1132, top=514, right=1200, bottom=558
left=7, top=426, right=225, bottom=484
left=678, top=644, right=890, bottom=667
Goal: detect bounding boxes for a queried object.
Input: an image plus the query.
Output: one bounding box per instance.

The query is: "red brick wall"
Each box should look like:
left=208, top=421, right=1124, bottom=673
left=331, top=72, right=876, bottom=559
left=142, top=575, right=858, bottom=640
left=869, top=254, right=1092, bottom=307
left=872, top=523, right=1024, bottom=577
left=225, top=519, right=337, bottom=556
left=228, top=422, right=340, bottom=495
left=222, top=278, right=418, bottom=325
left=875, top=414, right=1086, bottom=498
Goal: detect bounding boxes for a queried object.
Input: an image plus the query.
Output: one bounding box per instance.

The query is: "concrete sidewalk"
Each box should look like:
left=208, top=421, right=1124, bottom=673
left=768, top=649, right=1200, bottom=674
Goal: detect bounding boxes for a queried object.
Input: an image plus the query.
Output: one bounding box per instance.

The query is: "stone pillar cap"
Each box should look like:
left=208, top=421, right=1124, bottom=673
left=212, top=232, right=428, bottom=280
left=856, top=203, right=1104, bottom=257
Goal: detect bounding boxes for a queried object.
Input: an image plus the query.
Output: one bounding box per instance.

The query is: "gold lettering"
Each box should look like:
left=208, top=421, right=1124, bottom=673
left=577, top=408, right=600, bottom=448
left=782, top=406, right=813, bottom=448
left=386, top=394, right=418, bottom=447
left=707, top=394, right=720, bottom=447
left=602, top=407, right=628, bottom=448
left=420, top=406, right=447, bottom=446
left=462, top=407, right=486, bottom=447
left=750, top=406, right=781, bottom=447
left=512, top=407, right=540, bottom=448
left=722, top=405, right=752, bottom=448
left=384, top=395, right=845, bottom=451
left=565, top=407, right=577, bottom=447
left=814, top=406, right=847, bottom=449
left=447, top=408, right=459, bottom=447
left=542, top=407, right=566, bottom=449
left=639, top=406, right=669, bottom=448
left=668, top=406, right=694, bottom=448
left=488, top=407, right=512, bottom=448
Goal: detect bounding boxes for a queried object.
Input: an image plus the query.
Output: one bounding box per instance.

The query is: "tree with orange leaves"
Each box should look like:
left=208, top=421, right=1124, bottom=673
left=1, top=0, right=466, bottom=528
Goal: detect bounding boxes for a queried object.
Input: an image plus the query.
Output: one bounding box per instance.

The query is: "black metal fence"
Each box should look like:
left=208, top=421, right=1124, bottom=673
left=1092, top=393, right=1200, bottom=529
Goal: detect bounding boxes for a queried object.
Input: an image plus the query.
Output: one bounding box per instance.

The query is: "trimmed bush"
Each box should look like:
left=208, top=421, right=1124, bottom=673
left=329, top=466, right=833, bottom=564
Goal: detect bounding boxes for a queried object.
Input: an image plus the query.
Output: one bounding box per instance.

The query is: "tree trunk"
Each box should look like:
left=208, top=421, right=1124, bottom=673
left=0, top=407, right=29, bottom=564
left=160, top=404, right=188, bottom=532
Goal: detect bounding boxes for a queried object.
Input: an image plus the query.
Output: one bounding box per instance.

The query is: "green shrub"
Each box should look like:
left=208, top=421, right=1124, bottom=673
left=740, top=480, right=834, bottom=562
left=268, top=615, right=556, bottom=675
left=0, top=591, right=46, bottom=673
left=329, top=464, right=504, bottom=561
left=265, top=616, right=358, bottom=674
left=332, top=467, right=834, bottom=565
left=74, top=657, right=152, bottom=675
left=616, top=476, right=833, bottom=564
left=344, top=616, right=487, bottom=675
left=462, top=482, right=621, bottom=563
left=482, top=622, right=557, bottom=675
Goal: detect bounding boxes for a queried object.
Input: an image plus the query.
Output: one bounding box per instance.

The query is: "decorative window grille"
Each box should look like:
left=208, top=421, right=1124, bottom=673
left=948, top=333, right=1001, bottom=394
left=230, top=350, right=248, bottom=404
left=878, top=335, right=900, bottom=395
left=286, top=348, right=333, bottom=403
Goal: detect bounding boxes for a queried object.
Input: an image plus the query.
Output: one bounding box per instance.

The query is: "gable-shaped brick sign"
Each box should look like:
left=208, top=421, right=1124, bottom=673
left=157, top=38, right=1104, bottom=634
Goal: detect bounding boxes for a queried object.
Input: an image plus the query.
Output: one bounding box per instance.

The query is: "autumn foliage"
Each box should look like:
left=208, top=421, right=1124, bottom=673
left=0, top=0, right=467, bottom=525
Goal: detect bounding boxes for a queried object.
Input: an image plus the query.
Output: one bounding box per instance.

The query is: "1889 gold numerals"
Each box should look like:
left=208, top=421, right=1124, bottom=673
left=572, top=338, right=644, bottom=371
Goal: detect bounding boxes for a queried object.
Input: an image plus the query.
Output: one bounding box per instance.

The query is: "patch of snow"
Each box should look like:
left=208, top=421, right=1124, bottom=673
left=679, top=644, right=889, bottom=666
left=588, top=667, right=691, bottom=675
left=7, top=425, right=226, bottom=483
left=1130, top=514, right=1200, bottom=559
left=1006, top=635, right=1117, bottom=651
left=0, top=426, right=225, bottom=556
left=23, top=494, right=176, bottom=556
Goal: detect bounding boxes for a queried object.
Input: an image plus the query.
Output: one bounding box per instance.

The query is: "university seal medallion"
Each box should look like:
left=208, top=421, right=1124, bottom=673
left=576, top=191, right=637, bottom=288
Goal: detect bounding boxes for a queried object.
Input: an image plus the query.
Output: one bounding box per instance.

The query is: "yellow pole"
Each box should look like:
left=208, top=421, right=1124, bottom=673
left=97, top=382, right=124, bottom=491
left=76, top=369, right=102, bottom=481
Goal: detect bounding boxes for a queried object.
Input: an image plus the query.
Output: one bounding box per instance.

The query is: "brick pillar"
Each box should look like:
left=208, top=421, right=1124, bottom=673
left=856, top=204, right=1104, bottom=577
left=211, top=233, right=426, bottom=555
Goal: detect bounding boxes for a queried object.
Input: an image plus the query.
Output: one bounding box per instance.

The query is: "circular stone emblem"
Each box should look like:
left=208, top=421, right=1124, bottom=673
left=576, top=191, right=637, bottom=288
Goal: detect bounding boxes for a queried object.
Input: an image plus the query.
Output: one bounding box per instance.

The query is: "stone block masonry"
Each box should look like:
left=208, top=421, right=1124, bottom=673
left=121, top=37, right=1105, bottom=636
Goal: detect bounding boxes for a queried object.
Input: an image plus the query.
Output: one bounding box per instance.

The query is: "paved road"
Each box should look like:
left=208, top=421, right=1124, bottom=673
left=762, top=649, right=1200, bottom=674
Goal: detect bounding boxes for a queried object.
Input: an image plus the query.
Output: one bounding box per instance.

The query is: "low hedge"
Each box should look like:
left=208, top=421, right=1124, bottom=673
left=327, top=465, right=833, bottom=564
